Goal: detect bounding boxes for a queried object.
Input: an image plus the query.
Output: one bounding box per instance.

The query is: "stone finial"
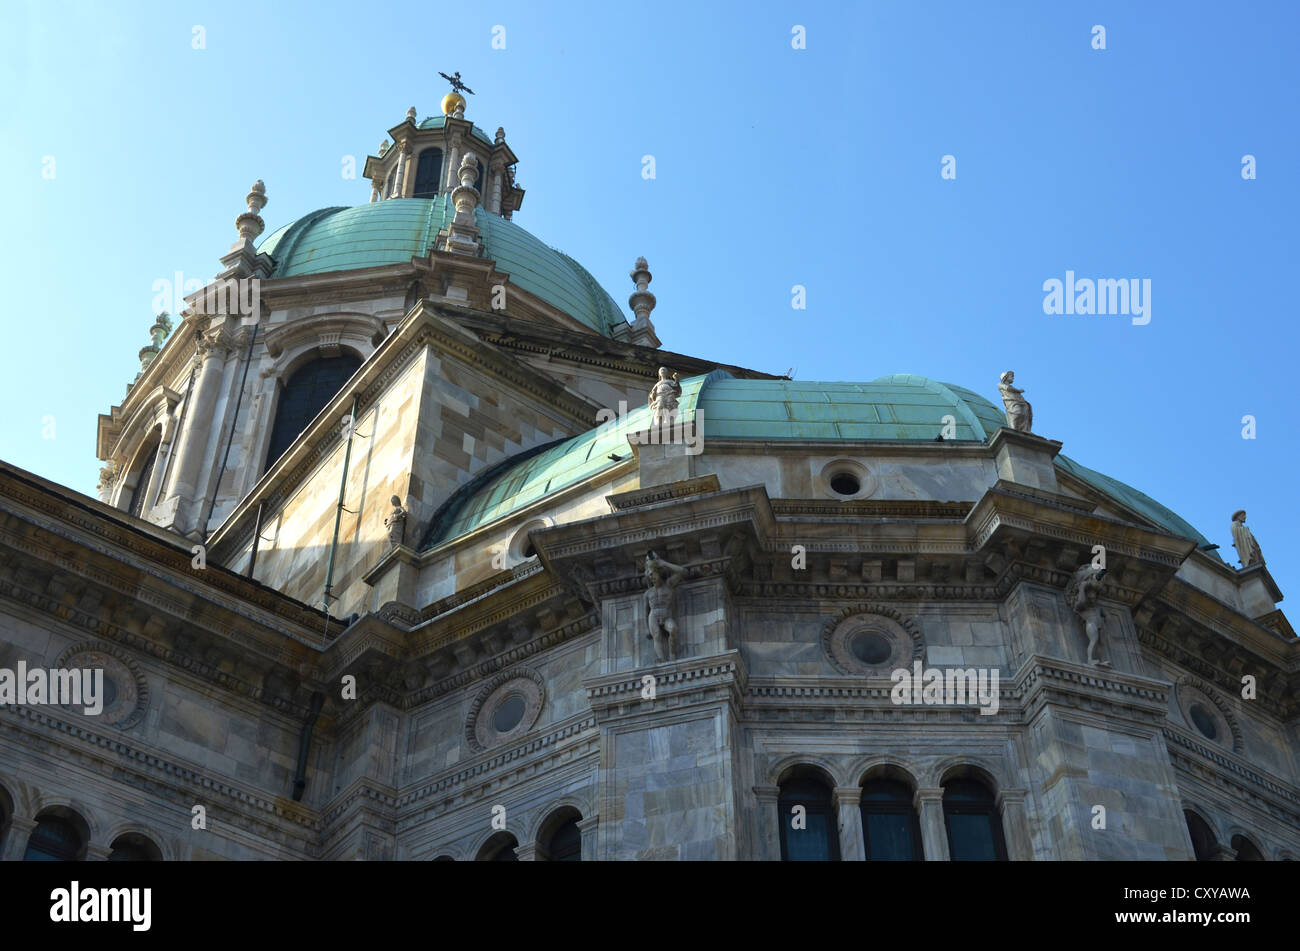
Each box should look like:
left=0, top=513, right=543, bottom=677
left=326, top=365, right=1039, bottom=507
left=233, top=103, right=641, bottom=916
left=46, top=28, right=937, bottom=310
left=406, top=106, right=417, bottom=122
left=452, top=100, right=465, bottom=120
left=1231, top=509, right=1264, bottom=568
left=1066, top=564, right=1110, bottom=667
left=236, top=180, right=267, bottom=241
left=384, top=495, right=408, bottom=548
left=998, top=370, right=1033, bottom=433
left=495, top=126, right=506, bottom=145
left=379, top=139, right=390, bottom=156
left=149, top=311, right=173, bottom=349
left=647, top=367, right=681, bottom=425
left=629, top=256, right=657, bottom=322
left=644, top=551, right=687, bottom=663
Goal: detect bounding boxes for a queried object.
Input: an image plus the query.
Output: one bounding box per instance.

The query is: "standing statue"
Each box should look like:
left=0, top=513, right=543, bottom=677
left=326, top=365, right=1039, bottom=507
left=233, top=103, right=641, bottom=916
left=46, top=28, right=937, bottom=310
left=644, top=551, right=687, bottom=663
left=1230, top=510, right=1264, bottom=568
left=648, top=367, right=682, bottom=426
left=383, top=495, right=408, bottom=548
left=1065, top=564, right=1110, bottom=667
left=998, top=371, right=1033, bottom=433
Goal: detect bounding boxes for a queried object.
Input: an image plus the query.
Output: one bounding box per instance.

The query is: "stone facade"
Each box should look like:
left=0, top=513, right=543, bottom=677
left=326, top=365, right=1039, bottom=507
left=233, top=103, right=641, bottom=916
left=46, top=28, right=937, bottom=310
left=1, top=97, right=1296, bottom=863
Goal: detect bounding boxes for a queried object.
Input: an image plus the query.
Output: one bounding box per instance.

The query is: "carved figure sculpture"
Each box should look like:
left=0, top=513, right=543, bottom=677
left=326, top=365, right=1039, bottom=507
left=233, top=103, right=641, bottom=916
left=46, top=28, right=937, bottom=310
left=644, top=551, right=687, bottom=663
left=998, top=370, right=1033, bottom=433
left=1066, top=564, right=1110, bottom=667
left=1230, top=510, right=1264, bottom=568
left=384, top=495, right=408, bottom=548
left=648, top=367, right=682, bottom=425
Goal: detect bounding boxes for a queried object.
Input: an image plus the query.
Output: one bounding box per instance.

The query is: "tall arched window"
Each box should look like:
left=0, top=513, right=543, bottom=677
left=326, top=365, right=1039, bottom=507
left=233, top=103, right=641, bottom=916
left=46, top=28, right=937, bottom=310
left=542, top=811, right=582, bottom=862
left=413, top=148, right=443, bottom=198
left=265, top=354, right=362, bottom=471
left=861, top=778, right=923, bottom=861
left=477, top=832, right=519, bottom=861
left=778, top=771, right=839, bottom=861
left=1185, top=810, right=1216, bottom=861
left=23, top=811, right=87, bottom=861
left=1231, top=834, right=1265, bottom=861
left=108, top=832, right=162, bottom=861
left=127, top=441, right=161, bottom=518
left=943, top=778, right=1007, bottom=861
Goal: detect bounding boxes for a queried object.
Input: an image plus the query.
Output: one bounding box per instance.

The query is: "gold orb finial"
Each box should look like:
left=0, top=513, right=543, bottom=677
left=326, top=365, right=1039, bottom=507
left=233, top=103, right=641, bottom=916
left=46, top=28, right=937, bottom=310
left=441, top=92, right=466, bottom=116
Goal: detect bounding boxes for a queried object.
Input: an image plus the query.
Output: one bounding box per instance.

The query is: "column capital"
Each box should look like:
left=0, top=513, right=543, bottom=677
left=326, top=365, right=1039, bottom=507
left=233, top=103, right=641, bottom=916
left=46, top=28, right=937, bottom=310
left=914, top=787, right=946, bottom=807
left=832, top=786, right=862, bottom=808
left=575, top=815, right=599, bottom=832
left=996, top=788, right=1028, bottom=808
left=513, top=843, right=539, bottom=861
left=752, top=785, right=780, bottom=803
left=86, top=842, right=112, bottom=861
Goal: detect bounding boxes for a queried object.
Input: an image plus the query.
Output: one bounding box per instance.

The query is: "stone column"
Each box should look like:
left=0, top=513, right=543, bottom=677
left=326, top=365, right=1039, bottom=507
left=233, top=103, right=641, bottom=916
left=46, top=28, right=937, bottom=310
left=916, top=787, right=950, bottom=861
left=1210, top=844, right=1238, bottom=861
left=165, top=332, right=230, bottom=527
left=86, top=842, right=111, bottom=861
left=399, top=142, right=414, bottom=197
left=513, top=842, right=538, bottom=861
left=1, top=817, right=35, bottom=861
left=753, top=786, right=781, bottom=861
left=833, top=787, right=865, bottom=861
left=489, top=163, right=504, bottom=214
left=998, top=789, right=1033, bottom=860
left=576, top=815, right=599, bottom=862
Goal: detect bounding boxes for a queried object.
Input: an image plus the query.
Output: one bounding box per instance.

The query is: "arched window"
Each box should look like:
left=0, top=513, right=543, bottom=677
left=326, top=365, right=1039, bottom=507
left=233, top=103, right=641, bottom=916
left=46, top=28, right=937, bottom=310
left=1231, top=834, right=1265, bottom=861
left=548, top=818, right=582, bottom=861
left=943, top=778, right=1007, bottom=861
left=127, top=442, right=160, bottom=518
left=861, top=778, right=923, bottom=861
left=0, top=788, right=10, bottom=855
left=23, top=812, right=87, bottom=861
left=1185, top=810, right=1216, bottom=861
left=264, top=355, right=362, bottom=471
left=108, top=832, right=162, bottom=861
left=413, top=148, right=443, bottom=198
left=778, top=771, right=839, bottom=861
left=477, top=832, right=519, bottom=861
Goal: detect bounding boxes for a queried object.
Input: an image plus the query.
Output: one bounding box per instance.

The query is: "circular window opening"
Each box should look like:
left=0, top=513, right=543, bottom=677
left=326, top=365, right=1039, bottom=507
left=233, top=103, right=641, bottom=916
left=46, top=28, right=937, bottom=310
left=493, top=695, right=527, bottom=733
left=830, top=472, right=861, bottom=497
left=850, top=632, right=892, bottom=665
left=102, top=677, right=118, bottom=708
left=1189, top=703, right=1218, bottom=740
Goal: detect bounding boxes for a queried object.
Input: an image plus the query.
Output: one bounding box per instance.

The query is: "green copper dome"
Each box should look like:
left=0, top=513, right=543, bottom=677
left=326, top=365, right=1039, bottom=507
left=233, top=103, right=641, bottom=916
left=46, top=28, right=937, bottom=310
left=421, top=371, right=1217, bottom=556
left=257, top=197, right=627, bottom=337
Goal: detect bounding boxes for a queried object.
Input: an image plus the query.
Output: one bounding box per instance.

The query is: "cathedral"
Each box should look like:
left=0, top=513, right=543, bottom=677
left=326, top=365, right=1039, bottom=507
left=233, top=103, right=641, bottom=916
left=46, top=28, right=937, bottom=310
left=0, top=88, right=1295, bottom=862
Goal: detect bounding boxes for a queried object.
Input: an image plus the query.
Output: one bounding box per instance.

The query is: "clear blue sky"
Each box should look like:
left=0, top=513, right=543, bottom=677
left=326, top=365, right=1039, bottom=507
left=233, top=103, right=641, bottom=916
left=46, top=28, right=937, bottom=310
left=1, top=1, right=1296, bottom=601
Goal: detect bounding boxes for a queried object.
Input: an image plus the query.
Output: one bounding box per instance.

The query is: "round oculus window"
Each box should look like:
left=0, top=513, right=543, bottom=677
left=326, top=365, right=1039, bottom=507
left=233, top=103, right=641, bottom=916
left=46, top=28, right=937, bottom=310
left=492, top=695, right=527, bottom=734
left=1189, top=703, right=1218, bottom=740
left=850, top=632, right=892, bottom=665
left=829, top=472, right=861, bottom=496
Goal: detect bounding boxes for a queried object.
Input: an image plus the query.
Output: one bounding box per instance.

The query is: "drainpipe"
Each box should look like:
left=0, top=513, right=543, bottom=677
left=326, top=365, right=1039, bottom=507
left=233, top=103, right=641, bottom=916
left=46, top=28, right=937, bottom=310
left=321, top=393, right=359, bottom=622
left=246, top=500, right=265, bottom=579
left=291, top=691, right=325, bottom=802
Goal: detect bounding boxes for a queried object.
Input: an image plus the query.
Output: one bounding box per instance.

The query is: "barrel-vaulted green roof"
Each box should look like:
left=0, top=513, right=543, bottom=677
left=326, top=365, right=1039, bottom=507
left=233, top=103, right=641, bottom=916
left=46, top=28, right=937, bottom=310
left=421, top=371, right=1217, bottom=556
left=695, top=374, right=1007, bottom=442
left=257, top=196, right=627, bottom=337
